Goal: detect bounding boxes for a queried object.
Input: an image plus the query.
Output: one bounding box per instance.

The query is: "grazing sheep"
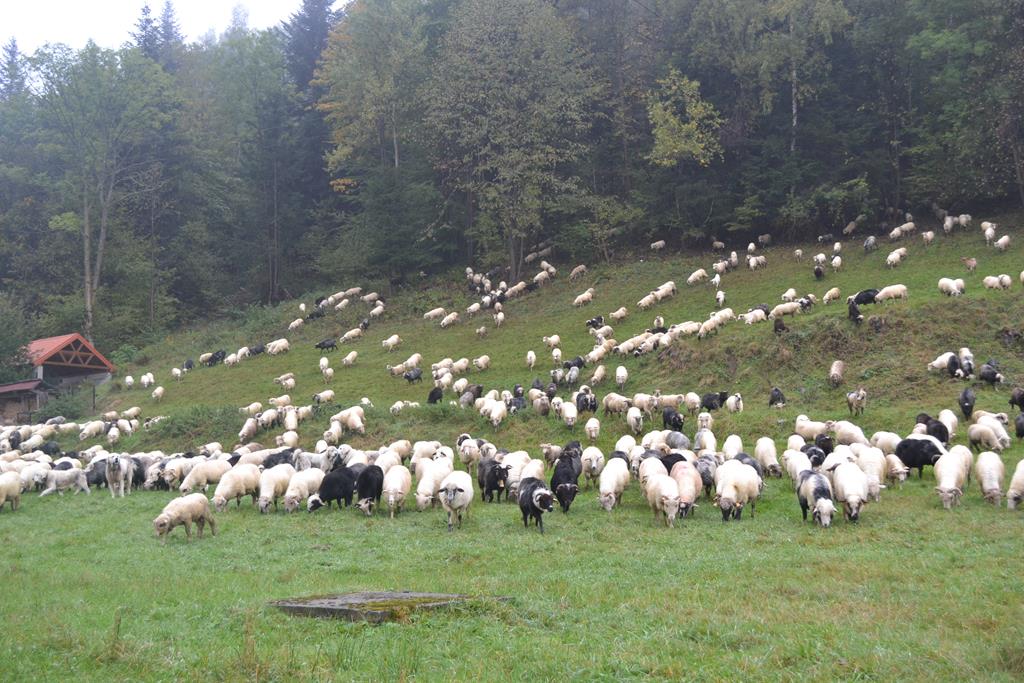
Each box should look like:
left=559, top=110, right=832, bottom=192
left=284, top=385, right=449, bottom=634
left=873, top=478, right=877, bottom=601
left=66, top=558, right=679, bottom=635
left=933, top=453, right=968, bottom=509
left=645, top=473, right=681, bottom=527
left=993, top=235, right=1010, bottom=251
left=875, top=284, right=908, bottom=303
left=0, top=471, right=21, bottom=511
left=975, top=451, right=1005, bottom=506
left=179, top=459, right=231, bottom=494
left=151, top=386, right=165, bottom=401
left=211, top=464, right=261, bottom=512
left=153, top=493, right=216, bottom=544
left=599, top=457, right=630, bottom=511
left=1008, top=459, right=1024, bottom=509
left=686, top=269, right=708, bottom=286
left=831, top=461, right=869, bottom=522
left=651, top=240, right=666, bottom=251
left=828, top=360, right=845, bottom=388
left=257, top=464, right=296, bottom=513
left=797, top=471, right=836, bottom=527
left=714, top=459, right=761, bottom=521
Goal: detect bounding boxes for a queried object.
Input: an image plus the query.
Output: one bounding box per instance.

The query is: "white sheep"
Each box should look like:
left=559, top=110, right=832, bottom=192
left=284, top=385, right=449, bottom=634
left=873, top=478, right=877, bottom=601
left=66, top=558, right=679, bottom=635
left=831, top=255, right=842, bottom=271
left=439, top=470, right=473, bottom=531
left=0, top=471, right=21, bottom=511
left=968, top=423, right=1004, bottom=452
left=543, top=335, right=561, bottom=349
left=257, top=464, right=296, bottom=513
left=599, top=457, right=630, bottom=511
left=151, top=386, right=165, bottom=401
left=585, top=417, right=600, bottom=442
left=615, top=366, right=628, bottom=390
left=124, top=375, right=134, bottom=389
left=832, top=462, right=869, bottom=521
left=1007, top=459, right=1024, bottom=509
left=875, top=284, right=907, bottom=303
left=650, top=240, right=666, bottom=251
left=382, top=334, right=402, bottom=352
left=152, top=493, right=216, bottom=544
left=937, top=277, right=964, bottom=296
left=341, top=328, right=363, bottom=343
left=645, top=473, right=681, bottom=527
left=573, top=288, right=595, bottom=307
left=922, top=230, right=935, bottom=246
left=686, top=268, right=708, bottom=286
left=933, top=453, right=967, bottom=509
left=424, top=307, right=446, bottom=321
left=714, top=459, right=761, bottom=520
left=626, top=407, right=644, bottom=434
left=754, top=437, right=782, bottom=477
left=342, top=351, right=358, bottom=366
left=179, top=459, right=231, bottom=494
left=725, top=393, right=743, bottom=413
left=993, top=235, right=1010, bottom=251
left=211, top=464, right=261, bottom=512
left=975, top=451, right=1005, bottom=506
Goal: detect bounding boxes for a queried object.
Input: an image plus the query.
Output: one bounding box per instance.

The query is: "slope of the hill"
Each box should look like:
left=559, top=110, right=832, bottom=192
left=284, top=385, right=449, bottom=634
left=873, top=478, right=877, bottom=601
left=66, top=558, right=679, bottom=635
left=91, top=214, right=1023, bottom=457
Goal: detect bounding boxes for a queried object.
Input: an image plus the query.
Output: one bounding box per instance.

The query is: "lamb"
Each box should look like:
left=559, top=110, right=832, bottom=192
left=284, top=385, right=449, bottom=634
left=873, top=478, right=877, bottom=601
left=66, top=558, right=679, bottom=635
left=714, top=459, right=761, bottom=521
left=257, top=464, right=296, bottom=513
left=1008, top=459, right=1024, bottom=509
left=846, top=387, right=867, bottom=415
left=645, top=473, right=681, bottom=527
left=968, top=423, right=1004, bottom=452
left=440, top=470, right=473, bottom=531
left=974, top=451, right=1005, bottom=506
left=38, top=468, right=90, bottom=496
left=797, top=470, right=836, bottom=527
left=152, top=493, right=216, bottom=544
left=831, top=461, right=869, bottom=522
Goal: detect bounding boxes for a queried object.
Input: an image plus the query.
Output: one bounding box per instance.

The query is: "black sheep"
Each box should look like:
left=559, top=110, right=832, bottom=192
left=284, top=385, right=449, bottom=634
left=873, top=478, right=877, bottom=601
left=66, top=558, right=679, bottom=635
left=309, top=466, right=357, bottom=510
left=39, top=441, right=61, bottom=457
left=478, top=458, right=510, bottom=502
left=946, top=354, right=962, bottom=378
left=549, top=459, right=579, bottom=513
left=563, top=356, right=585, bottom=370
left=608, top=450, right=629, bottom=465
left=1016, top=413, right=1024, bottom=439
left=695, top=455, right=716, bottom=498
left=355, top=465, right=384, bottom=515
left=979, top=363, right=1004, bottom=386
left=359, top=318, right=370, bottom=331
left=545, top=383, right=558, bottom=400
left=852, top=289, right=879, bottom=305
left=263, top=450, right=295, bottom=469
left=959, top=387, right=976, bottom=419
left=131, top=457, right=148, bottom=488
left=315, top=338, right=337, bottom=352
left=250, top=344, right=265, bottom=356
left=518, top=477, right=554, bottom=533
left=427, top=387, right=443, bottom=404
left=576, top=393, right=597, bottom=414
left=768, top=387, right=786, bottom=408
left=895, top=438, right=943, bottom=478
left=848, top=300, right=863, bottom=324
left=774, top=318, right=787, bottom=334
left=662, top=407, right=684, bottom=431
left=183, top=359, right=195, bottom=370
left=814, top=434, right=834, bottom=455
left=659, top=452, right=687, bottom=476
left=751, top=304, right=770, bottom=315
left=926, top=419, right=950, bottom=445
left=701, top=391, right=728, bottom=411
left=85, top=464, right=107, bottom=488
left=403, top=368, right=423, bottom=383
left=585, top=316, right=604, bottom=329
left=1010, top=388, right=1024, bottom=412
left=814, top=265, right=824, bottom=280
left=797, top=470, right=835, bottom=525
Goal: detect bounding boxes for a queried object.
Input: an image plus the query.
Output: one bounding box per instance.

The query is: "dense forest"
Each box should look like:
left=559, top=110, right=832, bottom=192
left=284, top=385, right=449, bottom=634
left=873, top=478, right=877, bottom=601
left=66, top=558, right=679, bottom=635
left=0, top=0, right=1022, bottom=370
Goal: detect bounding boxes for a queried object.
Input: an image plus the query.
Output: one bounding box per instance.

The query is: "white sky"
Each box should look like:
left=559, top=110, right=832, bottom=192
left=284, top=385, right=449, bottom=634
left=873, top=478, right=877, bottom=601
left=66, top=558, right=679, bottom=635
left=3, top=1, right=326, bottom=54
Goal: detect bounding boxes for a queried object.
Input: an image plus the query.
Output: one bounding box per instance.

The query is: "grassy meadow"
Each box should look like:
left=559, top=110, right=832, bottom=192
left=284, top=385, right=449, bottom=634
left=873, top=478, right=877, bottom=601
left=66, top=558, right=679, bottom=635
left=3, top=215, right=1024, bottom=680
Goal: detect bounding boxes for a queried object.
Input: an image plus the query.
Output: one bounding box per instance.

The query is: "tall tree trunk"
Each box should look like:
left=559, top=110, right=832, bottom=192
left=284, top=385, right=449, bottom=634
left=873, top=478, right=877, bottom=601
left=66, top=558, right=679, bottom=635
left=391, top=102, right=399, bottom=168
left=269, top=160, right=280, bottom=303
left=789, top=15, right=798, bottom=155
left=82, top=184, right=94, bottom=341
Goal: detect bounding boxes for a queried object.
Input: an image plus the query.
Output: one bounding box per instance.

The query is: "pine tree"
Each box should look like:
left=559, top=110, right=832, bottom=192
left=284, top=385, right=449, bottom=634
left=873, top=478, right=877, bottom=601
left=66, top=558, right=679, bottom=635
left=157, top=1, right=184, bottom=71
left=0, top=38, right=26, bottom=99
left=280, top=0, right=339, bottom=92
left=131, top=3, right=160, bottom=61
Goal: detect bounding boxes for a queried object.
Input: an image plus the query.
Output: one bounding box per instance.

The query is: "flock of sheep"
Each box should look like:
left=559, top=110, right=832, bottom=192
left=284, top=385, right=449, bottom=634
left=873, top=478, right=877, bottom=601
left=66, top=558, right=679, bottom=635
left=0, top=209, right=1021, bottom=543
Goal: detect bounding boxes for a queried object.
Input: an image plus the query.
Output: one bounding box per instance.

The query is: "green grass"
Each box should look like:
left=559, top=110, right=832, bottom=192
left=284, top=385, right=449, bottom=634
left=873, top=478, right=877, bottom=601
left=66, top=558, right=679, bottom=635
left=4, top=215, right=1024, bottom=680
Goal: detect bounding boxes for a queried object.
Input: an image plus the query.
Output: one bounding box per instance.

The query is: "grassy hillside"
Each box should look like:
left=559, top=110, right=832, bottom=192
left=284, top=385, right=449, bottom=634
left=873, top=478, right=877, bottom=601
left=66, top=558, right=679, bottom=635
left=4, top=214, right=1024, bottom=680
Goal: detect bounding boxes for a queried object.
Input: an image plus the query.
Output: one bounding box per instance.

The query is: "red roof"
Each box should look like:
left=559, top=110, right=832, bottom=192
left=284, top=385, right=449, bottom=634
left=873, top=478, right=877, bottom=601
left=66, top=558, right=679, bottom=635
left=25, top=333, right=114, bottom=372
left=0, top=379, right=43, bottom=396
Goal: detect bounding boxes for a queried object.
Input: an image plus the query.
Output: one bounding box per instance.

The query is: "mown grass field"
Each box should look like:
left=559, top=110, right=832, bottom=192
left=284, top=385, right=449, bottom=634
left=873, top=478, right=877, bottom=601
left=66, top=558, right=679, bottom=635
left=3, top=215, right=1024, bottom=680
